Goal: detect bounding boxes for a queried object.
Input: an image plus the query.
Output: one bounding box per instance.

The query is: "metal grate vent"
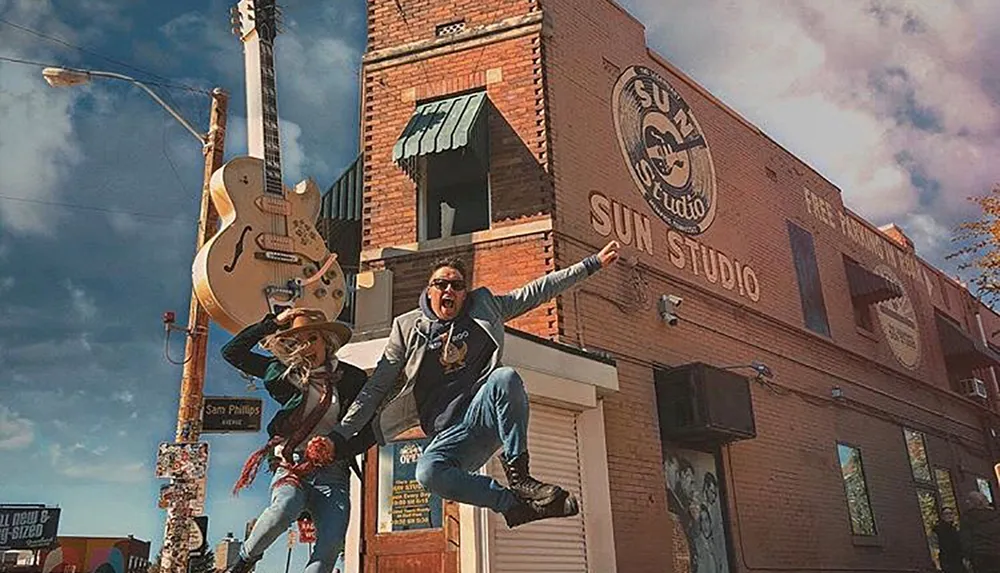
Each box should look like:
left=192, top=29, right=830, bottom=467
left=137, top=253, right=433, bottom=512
left=435, top=19, right=466, bottom=37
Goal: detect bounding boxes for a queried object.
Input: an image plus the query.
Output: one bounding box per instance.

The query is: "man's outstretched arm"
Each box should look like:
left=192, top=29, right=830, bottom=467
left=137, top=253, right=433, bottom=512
left=495, top=241, right=620, bottom=321
left=332, top=315, right=408, bottom=441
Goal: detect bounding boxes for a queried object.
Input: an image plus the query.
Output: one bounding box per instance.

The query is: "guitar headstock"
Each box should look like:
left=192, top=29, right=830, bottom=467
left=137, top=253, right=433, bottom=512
left=230, top=0, right=280, bottom=43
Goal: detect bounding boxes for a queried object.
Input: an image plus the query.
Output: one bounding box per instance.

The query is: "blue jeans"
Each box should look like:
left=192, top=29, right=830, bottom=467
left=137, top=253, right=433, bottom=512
left=241, top=461, right=350, bottom=573
left=415, top=367, right=528, bottom=513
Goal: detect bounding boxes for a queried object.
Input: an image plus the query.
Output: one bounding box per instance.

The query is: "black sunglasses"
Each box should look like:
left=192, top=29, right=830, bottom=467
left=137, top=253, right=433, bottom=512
left=430, top=279, right=467, bottom=292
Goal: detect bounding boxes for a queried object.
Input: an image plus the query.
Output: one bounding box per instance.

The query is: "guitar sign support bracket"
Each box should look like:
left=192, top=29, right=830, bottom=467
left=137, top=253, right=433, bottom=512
left=162, top=311, right=208, bottom=366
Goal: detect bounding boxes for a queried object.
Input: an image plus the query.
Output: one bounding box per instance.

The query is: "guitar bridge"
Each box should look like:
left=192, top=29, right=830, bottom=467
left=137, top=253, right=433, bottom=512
left=255, top=251, right=301, bottom=264
left=265, top=284, right=300, bottom=304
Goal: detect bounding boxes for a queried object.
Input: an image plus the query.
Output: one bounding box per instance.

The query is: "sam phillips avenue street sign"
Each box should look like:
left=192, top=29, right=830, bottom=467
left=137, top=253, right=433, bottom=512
left=202, top=396, right=263, bottom=433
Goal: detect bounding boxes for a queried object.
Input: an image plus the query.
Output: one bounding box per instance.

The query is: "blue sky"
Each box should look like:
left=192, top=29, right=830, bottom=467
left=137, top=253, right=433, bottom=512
left=1, top=0, right=999, bottom=571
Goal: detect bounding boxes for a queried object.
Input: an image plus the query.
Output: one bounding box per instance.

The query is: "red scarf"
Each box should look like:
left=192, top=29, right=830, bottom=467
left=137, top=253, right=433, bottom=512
left=232, top=370, right=341, bottom=495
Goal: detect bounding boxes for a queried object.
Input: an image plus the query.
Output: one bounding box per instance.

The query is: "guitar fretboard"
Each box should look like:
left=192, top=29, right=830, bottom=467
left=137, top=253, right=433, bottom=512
left=259, top=40, right=283, bottom=197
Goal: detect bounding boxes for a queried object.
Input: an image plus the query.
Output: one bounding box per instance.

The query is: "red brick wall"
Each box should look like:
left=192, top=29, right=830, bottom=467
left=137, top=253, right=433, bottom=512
left=366, top=0, right=538, bottom=53
left=368, top=233, right=558, bottom=336
left=538, top=0, right=1000, bottom=571
left=362, top=3, right=552, bottom=251
left=361, top=0, right=1000, bottom=572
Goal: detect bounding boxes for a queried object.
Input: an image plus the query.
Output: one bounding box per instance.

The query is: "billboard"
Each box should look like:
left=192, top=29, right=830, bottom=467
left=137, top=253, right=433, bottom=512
left=0, top=506, right=60, bottom=550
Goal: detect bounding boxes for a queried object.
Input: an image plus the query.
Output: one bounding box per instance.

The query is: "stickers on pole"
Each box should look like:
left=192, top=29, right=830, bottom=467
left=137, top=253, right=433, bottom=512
left=156, top=442, right=209, bottom=480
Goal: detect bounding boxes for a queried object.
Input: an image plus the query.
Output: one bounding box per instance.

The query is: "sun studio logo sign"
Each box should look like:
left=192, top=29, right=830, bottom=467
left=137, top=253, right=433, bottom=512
left=613, top=65, right=717, bottom=235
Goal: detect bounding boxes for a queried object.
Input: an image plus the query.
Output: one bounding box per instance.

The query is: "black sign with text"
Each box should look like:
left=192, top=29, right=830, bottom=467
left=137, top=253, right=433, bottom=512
left=0, top=507, right=60, bottom=550
left=202, top=397, right=263, bottom=433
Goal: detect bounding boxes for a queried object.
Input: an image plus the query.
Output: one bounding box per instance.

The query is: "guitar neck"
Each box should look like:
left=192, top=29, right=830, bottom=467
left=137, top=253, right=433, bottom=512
left=244, top=31, right=283, bottom=196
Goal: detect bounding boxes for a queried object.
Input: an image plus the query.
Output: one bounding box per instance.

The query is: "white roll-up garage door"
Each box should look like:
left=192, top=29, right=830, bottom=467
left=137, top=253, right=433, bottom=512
left=488, top=404, right=588, bottom=572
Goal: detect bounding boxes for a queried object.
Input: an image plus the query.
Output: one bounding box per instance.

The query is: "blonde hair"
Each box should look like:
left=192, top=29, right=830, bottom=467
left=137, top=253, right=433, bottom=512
left=260, top=329, right=341, bottom=384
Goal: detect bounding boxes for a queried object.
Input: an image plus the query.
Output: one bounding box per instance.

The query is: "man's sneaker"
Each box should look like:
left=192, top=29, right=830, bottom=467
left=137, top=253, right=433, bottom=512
left=502, top=489, right=580, bottom=528
left=500, top=452, right=562, bottom=506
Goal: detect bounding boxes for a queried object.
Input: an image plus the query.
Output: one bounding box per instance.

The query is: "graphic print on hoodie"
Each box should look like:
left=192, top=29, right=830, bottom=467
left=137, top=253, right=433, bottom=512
left=413, top=289, right=496, bottom=436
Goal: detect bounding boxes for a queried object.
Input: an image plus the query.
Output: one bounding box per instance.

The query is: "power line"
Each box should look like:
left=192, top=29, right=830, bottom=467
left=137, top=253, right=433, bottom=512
left=163, top=122, right=196, bottom=198
left=0, top=193, right=188, bottom=223
left=0, top=54, right=214, bottom=95
left=0, top=54, right=55, bottom=67
left=0, top=17, right=170, bottom=83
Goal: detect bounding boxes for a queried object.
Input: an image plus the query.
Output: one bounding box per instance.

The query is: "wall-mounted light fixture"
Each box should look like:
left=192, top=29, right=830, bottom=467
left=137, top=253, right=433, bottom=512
left=719, top=360, right=773, bottom=380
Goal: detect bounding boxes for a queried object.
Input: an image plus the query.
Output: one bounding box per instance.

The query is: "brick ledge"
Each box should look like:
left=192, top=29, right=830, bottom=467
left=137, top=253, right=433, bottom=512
left=361, top=218, right=553, bottom=262
left=364, top=12, right=544, bottom=69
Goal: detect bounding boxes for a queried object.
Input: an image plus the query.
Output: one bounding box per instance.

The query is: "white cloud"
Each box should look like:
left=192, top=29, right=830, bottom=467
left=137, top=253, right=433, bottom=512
left=64, top=280, right=97, bottom=322
left=47, top=442, right=147, bottom=483
left=0, top=405, right=35, bottom=450
left=0, top=2, right=85, bottom=236
left=61, top=461, right=147, bottom=483
left=0, top=277, right=14, bottom=294
left=623, top=0, right=1000, bottom=267
left=113, top=390, right=135, bottom=404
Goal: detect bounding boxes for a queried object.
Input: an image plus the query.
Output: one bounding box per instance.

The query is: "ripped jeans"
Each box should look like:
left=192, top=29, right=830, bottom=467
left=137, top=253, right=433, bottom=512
left=241, top=461, right=350, bottom=573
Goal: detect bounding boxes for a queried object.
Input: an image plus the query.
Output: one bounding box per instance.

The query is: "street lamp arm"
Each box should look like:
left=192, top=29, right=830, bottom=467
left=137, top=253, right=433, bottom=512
left=87, top=70, right=207, bottom=144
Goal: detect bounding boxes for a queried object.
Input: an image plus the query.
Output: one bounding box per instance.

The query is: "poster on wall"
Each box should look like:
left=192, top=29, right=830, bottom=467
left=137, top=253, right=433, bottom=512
left=664, top=448, right=729, bottom=573
left=377, top=439, right=443, bottom=532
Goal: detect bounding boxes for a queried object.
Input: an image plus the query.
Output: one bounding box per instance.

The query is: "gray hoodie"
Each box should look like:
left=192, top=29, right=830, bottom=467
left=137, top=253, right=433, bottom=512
left=332, top=256, right=601, bottom=445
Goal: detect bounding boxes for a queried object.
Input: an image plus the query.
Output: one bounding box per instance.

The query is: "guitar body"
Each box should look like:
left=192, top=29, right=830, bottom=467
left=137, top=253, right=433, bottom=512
left=192, top=156, right=346, bottom=334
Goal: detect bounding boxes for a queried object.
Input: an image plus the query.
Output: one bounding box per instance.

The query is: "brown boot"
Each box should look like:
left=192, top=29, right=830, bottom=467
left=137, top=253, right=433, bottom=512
left=502, top=489, right=580, bottom=528
left=500, top=452, right=562, bottom=505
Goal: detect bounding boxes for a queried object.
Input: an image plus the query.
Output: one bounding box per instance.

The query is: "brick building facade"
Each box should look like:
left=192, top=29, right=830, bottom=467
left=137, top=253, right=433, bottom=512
left=324, top=0, right=1000, bottom=571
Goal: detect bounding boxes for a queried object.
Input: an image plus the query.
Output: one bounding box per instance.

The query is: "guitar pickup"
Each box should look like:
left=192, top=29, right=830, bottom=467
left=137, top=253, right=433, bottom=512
left=255, top=251, right=301, bottom=264
left=256, top=233, right=295, bottom=253
left=254, top=195, right=291, bottom=216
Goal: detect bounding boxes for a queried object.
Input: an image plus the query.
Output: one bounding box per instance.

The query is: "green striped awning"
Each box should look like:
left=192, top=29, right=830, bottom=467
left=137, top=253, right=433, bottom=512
left=392, top=91, right=488, bottom=175
left=322, top=154, right=362, bottom=222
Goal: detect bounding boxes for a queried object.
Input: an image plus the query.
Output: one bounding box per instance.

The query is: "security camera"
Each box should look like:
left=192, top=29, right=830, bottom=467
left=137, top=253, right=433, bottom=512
left=658, top=294, right=682, bottom=326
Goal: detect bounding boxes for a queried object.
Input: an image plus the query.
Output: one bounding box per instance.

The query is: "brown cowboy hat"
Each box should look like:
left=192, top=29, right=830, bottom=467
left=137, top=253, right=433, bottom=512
left=276, top=308, right=352, bottom=348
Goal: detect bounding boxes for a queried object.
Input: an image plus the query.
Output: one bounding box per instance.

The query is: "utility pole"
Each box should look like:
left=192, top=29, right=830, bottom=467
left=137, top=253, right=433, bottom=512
left=161, top=87, right=229, bottom=573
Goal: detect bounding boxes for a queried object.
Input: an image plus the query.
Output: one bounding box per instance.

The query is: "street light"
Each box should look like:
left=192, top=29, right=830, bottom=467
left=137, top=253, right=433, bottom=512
left=43, top=65, right=228, bottom=573
left=42, top=67, right=207, bottom=145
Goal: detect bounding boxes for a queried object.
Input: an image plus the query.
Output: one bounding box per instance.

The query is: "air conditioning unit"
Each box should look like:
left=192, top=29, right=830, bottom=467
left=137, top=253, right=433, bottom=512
left=960, top=377, right=988, bottom=400
left=654, top=362, right=757, bottom=447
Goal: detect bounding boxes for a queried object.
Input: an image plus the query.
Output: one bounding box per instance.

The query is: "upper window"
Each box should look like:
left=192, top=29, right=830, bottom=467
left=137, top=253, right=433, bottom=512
left=419, top=149, right=490, bottom=241
left=392, top=91, right=492, bottom=242
left=788, top=221, right=831, bottom=337
left=843, top=256, right=873, bottom=331
left=903, top=428, right=932, bottom=483
left=837, top=443, right=877, bottom=536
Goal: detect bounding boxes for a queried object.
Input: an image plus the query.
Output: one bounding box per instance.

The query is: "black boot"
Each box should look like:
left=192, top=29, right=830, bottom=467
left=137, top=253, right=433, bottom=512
left=225, top=555, right=260, bottom=573
left=502, top=490, right=580, bottom=528
left=500, top=452, right=562, bottom=505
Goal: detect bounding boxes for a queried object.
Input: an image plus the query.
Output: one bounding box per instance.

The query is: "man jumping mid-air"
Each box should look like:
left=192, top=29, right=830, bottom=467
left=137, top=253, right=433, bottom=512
left=329, top=240, right=620, bottom=527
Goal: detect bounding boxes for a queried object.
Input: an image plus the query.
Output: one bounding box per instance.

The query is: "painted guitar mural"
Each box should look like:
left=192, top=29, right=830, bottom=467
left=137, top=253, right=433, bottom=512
left=193, top=0, right=346, bottom=334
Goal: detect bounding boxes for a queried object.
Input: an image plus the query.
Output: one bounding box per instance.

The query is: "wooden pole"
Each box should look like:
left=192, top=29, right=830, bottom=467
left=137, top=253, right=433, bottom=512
left=161, top=87, right=228, bottom=573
